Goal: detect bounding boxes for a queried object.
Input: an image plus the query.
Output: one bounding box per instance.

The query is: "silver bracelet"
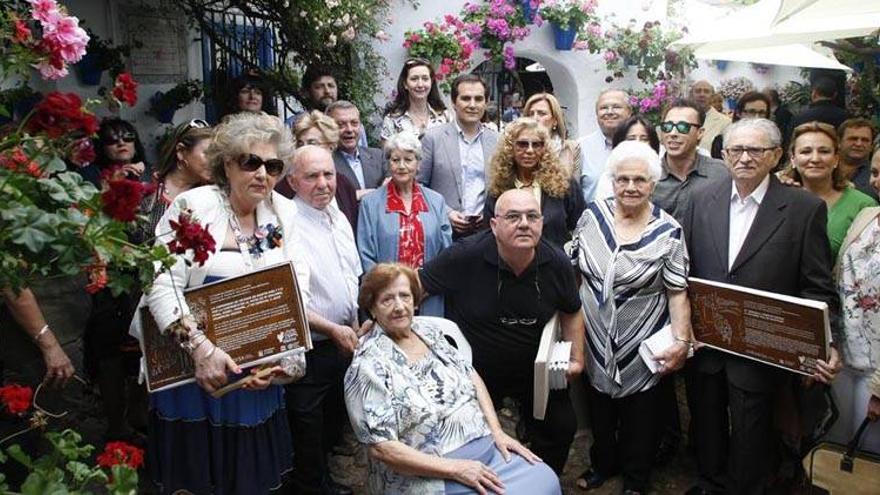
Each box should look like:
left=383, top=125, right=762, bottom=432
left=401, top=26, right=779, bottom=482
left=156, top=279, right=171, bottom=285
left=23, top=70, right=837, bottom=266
left=34, top=324, right=50, bottom=342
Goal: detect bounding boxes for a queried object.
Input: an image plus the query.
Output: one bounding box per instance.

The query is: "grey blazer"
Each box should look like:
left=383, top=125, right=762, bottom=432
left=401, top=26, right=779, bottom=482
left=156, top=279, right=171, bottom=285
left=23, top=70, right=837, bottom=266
left=332, top=147, right=386, bottom=189
left=417, top=122, right=499, bottom=211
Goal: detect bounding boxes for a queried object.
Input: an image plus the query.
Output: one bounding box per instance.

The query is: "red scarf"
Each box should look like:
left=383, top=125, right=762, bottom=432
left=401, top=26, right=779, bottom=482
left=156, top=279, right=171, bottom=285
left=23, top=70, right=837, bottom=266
left=386, top=181, right=428, bottom=268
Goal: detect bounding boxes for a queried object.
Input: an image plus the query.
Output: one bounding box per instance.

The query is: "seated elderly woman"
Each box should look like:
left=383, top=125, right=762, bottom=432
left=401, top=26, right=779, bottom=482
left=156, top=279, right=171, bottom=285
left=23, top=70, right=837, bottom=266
left=345, top=263, right=561, bottom=494
left=484, top=117, right=585, bottom=248
left=357, top=131, right=452, bottom=316
left=141, top=112, right=310, bottom=494
left=571, top=141, right=694, bottom=495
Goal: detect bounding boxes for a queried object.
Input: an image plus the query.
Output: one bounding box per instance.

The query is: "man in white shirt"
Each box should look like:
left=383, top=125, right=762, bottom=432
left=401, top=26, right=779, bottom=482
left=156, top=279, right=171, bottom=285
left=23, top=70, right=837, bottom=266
left=691, top=80, right=731, bottom=154
left=578, top=89, right=632, bottom=202
left=285, top=145, right=363, bottom=495
left=682, top=119, right=841, bottom=495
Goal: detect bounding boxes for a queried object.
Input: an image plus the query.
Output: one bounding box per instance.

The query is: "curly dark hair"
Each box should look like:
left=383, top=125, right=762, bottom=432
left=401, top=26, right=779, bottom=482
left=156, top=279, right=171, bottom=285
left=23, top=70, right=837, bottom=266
left=488, top=117, right=569, bottom=199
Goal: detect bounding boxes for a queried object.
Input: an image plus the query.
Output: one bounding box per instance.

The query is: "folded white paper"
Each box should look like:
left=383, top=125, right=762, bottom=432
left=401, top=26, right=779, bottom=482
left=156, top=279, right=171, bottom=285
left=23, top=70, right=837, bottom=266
left=639, top=324, right=693, bottom=374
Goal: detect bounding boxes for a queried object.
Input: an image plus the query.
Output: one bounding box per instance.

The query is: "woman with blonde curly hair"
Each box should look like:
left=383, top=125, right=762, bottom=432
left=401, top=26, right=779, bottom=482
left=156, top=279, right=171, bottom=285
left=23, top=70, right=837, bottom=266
left=485, top=117, right=585, bottom=247
left=523, top=93, right=581, bottom=178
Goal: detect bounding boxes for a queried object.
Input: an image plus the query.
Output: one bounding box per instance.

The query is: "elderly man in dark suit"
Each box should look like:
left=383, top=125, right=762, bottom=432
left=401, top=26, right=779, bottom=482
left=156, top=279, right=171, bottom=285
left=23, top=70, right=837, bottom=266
left=682, top=118, right=841, bottom=495
left=418, top=74, right=499, bottom=238
left=327, top=100, right=386, bottom=200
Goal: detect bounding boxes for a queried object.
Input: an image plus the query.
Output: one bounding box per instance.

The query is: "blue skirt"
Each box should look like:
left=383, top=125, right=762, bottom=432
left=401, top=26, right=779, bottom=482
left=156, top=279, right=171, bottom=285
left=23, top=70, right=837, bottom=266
left=443, top=436, right=561, bottom=494
left=148, top=376, right=293, bottom=495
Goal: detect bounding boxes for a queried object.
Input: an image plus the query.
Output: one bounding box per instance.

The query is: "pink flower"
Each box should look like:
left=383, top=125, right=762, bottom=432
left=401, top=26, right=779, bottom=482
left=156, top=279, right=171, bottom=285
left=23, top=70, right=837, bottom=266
left=603, top=50, right=618, bottom=62
left=34, top=61, right=68, bottom=80
left=588, top=23, right=602, bottom=37
left=572, top=40, right=589, bottom=51
left=29, top=0, right=60, bottom=25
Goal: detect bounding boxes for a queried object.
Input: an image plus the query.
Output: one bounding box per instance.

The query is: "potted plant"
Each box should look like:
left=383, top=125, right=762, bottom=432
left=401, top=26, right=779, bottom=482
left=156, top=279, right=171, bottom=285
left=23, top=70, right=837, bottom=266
left=719, top=76, right=756, bottom=109
left=599, top=20, right=696, bottom=84
left=627, top=79, right=677, bottom=127
left=148, top=80, right=203, bottom=124
left=538, top=0, right=599, bottom=50
left=76, top=30, right=139, bottom=86
left=461, top=1, right=531, bottom=70
left=403, top=16, right=475, bottom=94
left=520, top=0, right=540, bottom=24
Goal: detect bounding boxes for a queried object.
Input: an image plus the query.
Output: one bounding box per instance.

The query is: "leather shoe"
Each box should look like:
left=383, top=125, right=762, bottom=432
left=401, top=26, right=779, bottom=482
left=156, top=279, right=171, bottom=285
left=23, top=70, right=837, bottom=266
left=576, top=468, right=613, bottom=491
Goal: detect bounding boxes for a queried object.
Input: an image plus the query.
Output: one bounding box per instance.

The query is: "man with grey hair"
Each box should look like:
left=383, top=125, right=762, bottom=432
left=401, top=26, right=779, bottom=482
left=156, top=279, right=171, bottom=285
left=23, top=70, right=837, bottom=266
left=682, top=118, right=840, bottom=495
left=326, top=100, right=386, bottom=199
left=578, top=88, right=632, bottom=202
left=285, top=145, right=363, bottom=495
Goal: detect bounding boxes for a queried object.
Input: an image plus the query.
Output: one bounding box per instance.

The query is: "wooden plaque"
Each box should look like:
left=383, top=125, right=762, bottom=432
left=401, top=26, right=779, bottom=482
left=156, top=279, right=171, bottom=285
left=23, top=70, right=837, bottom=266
left=689, top=277, right=830, bottom=376
left=141, top=262, right=311, bottom=392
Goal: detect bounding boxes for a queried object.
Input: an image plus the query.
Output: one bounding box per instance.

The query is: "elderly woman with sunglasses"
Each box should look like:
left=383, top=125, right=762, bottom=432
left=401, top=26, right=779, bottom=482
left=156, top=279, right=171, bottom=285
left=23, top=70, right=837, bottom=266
left=484, top=117, right=585, bottom=248
left=571, top=141, right=693, bottom=495
left=345, top=263, right=561, bottom=495
left=357, top=131, right=452, bottom=316
left=140, top=112, right=311, bottom=495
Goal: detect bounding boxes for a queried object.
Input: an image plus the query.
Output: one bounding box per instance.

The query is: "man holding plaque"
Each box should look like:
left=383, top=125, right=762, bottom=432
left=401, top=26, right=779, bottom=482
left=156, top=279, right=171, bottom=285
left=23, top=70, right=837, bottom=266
left=681, top=118, right=841, bottom=495
left=285, top=145, right=363, bottom=495
left=419, top=189, right=585, bottom=474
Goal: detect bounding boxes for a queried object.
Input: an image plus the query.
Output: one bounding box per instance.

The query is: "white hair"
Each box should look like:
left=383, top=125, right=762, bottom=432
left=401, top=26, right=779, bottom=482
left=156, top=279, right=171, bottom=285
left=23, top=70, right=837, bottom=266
left=722, top=118, right=782, bottom=147
left=605, top=141, right=662, bottom=182
left=383, top=131, right=422, bottom=161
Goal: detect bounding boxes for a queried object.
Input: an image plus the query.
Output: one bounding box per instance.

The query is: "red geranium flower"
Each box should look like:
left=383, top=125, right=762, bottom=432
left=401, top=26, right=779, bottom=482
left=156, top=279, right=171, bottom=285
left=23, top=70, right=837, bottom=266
left=100, top=168, right=154, bottom=222
left=0, top=147, right=42, bottom=178
left=85, top=261, right=108, bottom=294
left=168, top=208, right=216, bottom=266
left=96, top=441, right=145, bottom=470
left=12, top=18, right=33, bottom=44
left=68, top=137, right=96, bottom=167
left=112, top=72, right=138, bottom=107
left=27, top=92, right=99, bottom=139
left=0, top=384, right=34, bottom=416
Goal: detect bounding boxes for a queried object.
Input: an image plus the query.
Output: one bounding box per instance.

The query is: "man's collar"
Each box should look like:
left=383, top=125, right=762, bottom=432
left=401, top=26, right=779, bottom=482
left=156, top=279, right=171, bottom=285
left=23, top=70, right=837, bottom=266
left=294, top=195, right=338, bottom=221
left=454, top=117, right=483, bottom=141
left=339, top=147, right=359, bottom=160
left=660, top=153, right=706, bottom=180
left=730, top=174, right=771, bottom=204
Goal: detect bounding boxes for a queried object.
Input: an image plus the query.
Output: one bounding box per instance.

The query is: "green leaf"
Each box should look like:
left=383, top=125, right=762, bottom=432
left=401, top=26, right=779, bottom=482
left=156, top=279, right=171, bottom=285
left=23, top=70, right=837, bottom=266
left=38, top=178, right=74, bottom=203
left=11, top=223, right=54, bottom=253
left=66, top=460, right=92, bottom=484
left=44, top=157, right=68, bottom=174
left=7, top=444, right=33, bottom=468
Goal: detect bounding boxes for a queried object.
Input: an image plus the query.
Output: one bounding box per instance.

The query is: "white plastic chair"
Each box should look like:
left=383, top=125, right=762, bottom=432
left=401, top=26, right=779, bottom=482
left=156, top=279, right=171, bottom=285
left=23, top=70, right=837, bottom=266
left=414, top=316, right=473, bottom=365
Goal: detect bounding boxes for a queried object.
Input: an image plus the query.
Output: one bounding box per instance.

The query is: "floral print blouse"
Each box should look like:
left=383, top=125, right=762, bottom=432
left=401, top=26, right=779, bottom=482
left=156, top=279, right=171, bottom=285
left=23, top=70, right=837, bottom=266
left=344, top=317, right=491, bottom=494
left=380, top=107, right=448, bottom=141
left=838, top=211, right=880, bottom=373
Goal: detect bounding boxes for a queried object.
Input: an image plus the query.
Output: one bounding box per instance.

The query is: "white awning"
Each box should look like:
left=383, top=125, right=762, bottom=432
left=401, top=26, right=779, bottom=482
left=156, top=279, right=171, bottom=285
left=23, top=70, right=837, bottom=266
left=693, top=43, right=852, bottom=72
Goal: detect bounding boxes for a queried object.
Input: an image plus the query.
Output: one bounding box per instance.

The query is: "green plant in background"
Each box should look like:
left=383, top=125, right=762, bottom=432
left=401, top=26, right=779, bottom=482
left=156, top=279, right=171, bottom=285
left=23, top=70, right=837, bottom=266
left=147, top=80, right=204, bottom=119
left=599, top=19, right=696, bottom=84
left=403, top=16, right=475, bottom=94
left=825, top=36, right=880, bottom=126
left=777, top=80, right=811, bottom=111
left=82, top=30, right=140, bottom=78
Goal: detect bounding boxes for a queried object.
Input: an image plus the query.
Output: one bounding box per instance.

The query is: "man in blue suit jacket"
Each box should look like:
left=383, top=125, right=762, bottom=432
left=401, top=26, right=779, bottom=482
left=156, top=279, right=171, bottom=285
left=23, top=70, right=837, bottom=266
left=418, top=74, right=498, bottom=238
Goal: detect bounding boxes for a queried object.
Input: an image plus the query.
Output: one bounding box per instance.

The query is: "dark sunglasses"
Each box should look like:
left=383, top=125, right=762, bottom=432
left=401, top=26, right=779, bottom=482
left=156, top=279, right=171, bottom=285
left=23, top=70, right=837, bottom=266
left=101, top=131, right=136, bottom=145
left=514, top=140, right=544, bottom=151
left=659, top=121, right=700, bottom=134
left=238, top=154, right=284, bottom=176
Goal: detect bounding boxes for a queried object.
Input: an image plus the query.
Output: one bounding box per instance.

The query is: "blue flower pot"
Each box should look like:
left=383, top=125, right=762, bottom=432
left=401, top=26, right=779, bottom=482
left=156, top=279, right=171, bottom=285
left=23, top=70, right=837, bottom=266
left=157, top=108, right=176, bottom=124
left=715, top=60, right=729, bottom=71
left=725, top=97, right=737, bottom=111
left=75, top=53, right=104, bottom=86
left=521, top=1, right=536, bottom=24
left=552, top=22, right=577, bottom=51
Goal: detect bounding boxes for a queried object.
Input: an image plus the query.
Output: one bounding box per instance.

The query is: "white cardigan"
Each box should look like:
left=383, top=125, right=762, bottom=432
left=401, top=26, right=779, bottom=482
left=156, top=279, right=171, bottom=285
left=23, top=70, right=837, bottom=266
left=141, top=185, right=312, bottom=334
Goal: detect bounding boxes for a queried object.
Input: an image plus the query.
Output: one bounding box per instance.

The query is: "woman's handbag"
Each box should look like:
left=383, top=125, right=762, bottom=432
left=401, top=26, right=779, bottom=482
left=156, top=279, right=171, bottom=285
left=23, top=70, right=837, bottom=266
left=803, top=417, right=880, bottom=494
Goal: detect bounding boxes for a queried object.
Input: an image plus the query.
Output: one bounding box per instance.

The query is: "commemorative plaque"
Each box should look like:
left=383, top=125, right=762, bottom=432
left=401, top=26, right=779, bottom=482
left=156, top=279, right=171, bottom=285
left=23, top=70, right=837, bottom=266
left=688, top=277, right=830, bottom=376
left=140, top=262, right=311, bottom=392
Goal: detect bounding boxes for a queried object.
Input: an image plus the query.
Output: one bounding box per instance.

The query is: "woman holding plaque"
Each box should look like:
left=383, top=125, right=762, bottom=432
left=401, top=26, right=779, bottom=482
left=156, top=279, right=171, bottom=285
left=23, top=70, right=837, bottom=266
left=830, top=143, right=880, bottom=453
left=142, top=112, right=310, bottom=494
left=570, top=141, right=694, bottom=494
left=345, top=263, right=560, bottom=494
left=357, top=131, right=452, bottom=316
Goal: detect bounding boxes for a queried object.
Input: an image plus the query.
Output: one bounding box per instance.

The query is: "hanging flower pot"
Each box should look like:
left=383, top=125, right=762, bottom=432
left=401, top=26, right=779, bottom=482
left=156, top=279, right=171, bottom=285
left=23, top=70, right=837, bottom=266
left=74, top=52, right=104, bottom=86
left=156, top=108, right=175, bottom=124
left=521, top=0, right=537, bottom=24
left=552, top=22, right=577, bottom=51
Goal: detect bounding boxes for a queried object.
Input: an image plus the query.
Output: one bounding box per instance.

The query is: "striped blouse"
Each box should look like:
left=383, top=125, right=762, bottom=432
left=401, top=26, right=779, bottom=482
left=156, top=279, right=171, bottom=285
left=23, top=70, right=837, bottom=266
left=572, top=198, right=689, bottom=398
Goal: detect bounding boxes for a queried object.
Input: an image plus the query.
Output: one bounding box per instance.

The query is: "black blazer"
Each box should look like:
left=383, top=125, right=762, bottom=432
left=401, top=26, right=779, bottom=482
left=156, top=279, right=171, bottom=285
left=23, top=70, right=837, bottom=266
left=484, top=178, right=585, bottom=249
left=332, top=146, right=386, bottom=190
left=681, top=176, right=839, bottom=392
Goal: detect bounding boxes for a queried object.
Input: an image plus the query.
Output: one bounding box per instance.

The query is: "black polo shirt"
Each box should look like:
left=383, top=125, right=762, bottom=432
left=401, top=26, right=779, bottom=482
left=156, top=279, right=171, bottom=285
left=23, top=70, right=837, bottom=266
left=419, top=231, right=581, bottom=384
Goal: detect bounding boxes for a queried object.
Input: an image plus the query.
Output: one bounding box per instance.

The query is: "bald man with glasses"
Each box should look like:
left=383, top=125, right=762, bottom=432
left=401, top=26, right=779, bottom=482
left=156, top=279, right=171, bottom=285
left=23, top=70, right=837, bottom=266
left=419, top=189, right=585, bottom=475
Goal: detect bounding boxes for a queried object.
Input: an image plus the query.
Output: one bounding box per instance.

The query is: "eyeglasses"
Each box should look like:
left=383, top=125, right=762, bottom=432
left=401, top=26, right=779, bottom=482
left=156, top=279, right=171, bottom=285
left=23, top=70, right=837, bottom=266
left=238, top=154, right=285, bottom=176
left=514, top=140, right=545, bottom=151
left=723, top=146, right=777, bottom=160
left=614, top=175, right=651, bottom=187
left=659, top=121, right=700, bottom=134
left=598, top=104, right=626, bottom=114
left=498, top=211, right=543, bottom=225
left=101, top=131, right=136, bottom=145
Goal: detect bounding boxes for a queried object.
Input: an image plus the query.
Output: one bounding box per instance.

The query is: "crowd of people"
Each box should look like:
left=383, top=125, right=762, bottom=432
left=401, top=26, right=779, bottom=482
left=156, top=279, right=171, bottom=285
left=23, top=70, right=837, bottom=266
left=2, top=56, right=880, bottom=495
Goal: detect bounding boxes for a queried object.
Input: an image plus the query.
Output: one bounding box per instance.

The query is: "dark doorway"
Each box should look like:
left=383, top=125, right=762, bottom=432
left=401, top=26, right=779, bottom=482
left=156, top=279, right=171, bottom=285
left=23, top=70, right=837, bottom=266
left=472, top=57, right=553, bottom=128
